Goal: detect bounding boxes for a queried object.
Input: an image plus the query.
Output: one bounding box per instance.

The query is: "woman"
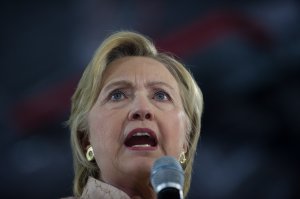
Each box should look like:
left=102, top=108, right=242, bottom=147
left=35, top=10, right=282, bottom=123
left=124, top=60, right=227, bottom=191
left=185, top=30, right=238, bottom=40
left=63, top=31, right=203, bottom=199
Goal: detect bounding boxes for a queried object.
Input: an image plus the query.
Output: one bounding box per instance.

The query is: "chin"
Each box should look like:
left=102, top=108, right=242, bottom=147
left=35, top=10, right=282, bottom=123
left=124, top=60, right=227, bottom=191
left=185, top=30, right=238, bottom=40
left=124, top=156, right=156, bottom=177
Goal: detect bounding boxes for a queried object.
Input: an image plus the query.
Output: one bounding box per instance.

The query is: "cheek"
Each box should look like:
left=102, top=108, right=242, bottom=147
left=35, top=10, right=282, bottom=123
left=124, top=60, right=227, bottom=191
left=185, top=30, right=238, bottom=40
left=174, top=111, right=187, bottom=139
left=88, top=108, right=122, bottom=154
left=88, top=115, right=106, bottom=156
left=162, top=110, right=187, bottom=153
left=90, top=126, right=114, bottom=175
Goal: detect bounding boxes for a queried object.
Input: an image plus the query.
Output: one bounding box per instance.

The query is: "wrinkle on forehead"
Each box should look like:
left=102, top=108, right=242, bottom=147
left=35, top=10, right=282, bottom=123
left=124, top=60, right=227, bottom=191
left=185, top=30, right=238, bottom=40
left=102, top=56, right=179, bottom=91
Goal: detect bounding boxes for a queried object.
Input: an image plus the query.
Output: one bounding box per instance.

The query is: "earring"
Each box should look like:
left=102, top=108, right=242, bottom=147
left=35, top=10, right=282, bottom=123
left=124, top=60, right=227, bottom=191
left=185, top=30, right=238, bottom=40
left=86, top=145, right=94, bottom=161
left=179, top=152, right=186, bottom=164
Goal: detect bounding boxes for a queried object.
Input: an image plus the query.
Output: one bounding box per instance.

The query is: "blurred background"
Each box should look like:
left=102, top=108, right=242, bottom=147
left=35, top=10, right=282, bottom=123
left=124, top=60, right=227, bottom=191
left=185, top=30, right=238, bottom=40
left=1, top=0, right=299, bottom=198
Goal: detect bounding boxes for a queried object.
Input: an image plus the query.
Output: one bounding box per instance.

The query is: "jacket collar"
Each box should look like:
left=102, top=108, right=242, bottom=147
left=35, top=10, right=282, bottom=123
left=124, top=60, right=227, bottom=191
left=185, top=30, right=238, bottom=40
left=81, top=176, right=131, bottom=199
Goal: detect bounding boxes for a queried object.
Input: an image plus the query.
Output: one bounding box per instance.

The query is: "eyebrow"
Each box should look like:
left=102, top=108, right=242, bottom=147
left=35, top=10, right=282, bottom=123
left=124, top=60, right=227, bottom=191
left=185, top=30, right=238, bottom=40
left=102, top=80, right=175, bottom=93
left=102, top=80, right=133, bottom=93
left=146, top=81, right=175, bottom=90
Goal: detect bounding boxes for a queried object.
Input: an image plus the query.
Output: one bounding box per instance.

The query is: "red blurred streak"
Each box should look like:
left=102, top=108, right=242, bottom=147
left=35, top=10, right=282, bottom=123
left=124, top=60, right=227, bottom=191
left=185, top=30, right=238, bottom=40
left=157, top=10, right=271, bottom=57
left=11, top=11, right=270, bottom=133
left=12, top=76, right=78, bottom=133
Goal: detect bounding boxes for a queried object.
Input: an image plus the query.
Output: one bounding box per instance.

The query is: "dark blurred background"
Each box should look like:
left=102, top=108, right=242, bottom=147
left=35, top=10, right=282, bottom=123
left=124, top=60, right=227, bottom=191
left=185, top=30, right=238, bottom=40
left=1, top=0, right=299, bottom=198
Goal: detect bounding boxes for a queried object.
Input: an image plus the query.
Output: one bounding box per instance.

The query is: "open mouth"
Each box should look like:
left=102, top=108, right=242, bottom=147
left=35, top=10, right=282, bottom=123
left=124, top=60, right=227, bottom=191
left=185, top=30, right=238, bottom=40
left=124, top=128, right=158, bottom=149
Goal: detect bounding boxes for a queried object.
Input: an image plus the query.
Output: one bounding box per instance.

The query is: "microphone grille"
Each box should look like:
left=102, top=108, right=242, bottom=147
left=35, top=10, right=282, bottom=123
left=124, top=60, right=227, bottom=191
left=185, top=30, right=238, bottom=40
left=151, top=156, right=184, bottom=193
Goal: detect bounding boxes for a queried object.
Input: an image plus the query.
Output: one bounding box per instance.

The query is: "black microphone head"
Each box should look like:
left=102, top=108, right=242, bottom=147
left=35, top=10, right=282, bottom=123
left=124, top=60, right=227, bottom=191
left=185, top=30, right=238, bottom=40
left=151, top=156, right=184, bottom=198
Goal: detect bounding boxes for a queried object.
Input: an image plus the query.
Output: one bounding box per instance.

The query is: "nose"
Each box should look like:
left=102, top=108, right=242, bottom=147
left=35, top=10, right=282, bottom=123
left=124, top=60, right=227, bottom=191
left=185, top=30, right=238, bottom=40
left=129, top=110, right=153, bottom=120
left=128, top=95, right=154, bottom=121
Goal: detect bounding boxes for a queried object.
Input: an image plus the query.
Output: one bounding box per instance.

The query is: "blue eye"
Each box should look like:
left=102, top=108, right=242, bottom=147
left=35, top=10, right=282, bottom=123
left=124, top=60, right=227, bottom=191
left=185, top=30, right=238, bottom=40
left=110, top=90, right=126, bottom=101
left=154, top=90, right=170, bottom=101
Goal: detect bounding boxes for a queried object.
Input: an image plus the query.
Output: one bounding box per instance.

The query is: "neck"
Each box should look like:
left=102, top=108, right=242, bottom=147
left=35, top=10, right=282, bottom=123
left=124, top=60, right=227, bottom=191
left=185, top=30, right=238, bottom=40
left=102, top=174, right=156, bottom=199
left=127, top=183, right=156, bottom=199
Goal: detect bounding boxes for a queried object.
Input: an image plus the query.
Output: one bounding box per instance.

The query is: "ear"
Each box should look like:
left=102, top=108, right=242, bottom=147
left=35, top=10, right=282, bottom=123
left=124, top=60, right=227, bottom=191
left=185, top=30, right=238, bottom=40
left=183, top=142, right=188, bottom=154
left=79, top=131, right=91, bottom=153
left=183, top=115, right=191, bottom=154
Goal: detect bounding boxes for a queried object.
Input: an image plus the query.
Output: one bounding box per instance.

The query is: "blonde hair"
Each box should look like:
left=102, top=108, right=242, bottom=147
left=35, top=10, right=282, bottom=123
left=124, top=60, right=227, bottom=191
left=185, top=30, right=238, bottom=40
left=67, top=31, right=203, bottom=197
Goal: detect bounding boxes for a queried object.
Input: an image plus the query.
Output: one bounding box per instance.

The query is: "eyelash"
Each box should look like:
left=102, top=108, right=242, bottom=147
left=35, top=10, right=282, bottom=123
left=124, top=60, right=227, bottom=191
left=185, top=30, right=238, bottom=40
left=107, top=89, right=172, bottom=102
left=108, top=89, right=127, bottom=101
left=153, top=90, right=172, bottom=102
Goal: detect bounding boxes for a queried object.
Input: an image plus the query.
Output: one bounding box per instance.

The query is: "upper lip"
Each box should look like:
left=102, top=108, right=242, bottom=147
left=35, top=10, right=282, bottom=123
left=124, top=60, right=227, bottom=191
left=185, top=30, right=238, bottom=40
left=124, top=128, right=158, bottom=146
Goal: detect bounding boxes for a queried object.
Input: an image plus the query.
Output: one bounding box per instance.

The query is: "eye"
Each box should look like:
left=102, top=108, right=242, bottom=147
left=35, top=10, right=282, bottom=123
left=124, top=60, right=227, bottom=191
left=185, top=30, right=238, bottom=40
left=153, top=90, right=171, bottom=102
left=109, top=90, right=126, bottom=101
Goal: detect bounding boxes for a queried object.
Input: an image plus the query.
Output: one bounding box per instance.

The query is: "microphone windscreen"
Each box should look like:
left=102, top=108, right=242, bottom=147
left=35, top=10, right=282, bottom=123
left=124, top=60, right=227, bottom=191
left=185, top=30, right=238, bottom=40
left=151, top=156, right=184, bottom=193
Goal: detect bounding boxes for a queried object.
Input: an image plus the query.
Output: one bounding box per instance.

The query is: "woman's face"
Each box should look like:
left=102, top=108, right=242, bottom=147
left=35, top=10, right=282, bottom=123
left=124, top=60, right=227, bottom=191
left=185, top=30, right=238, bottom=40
left=88, top=56, right=188, bottom=184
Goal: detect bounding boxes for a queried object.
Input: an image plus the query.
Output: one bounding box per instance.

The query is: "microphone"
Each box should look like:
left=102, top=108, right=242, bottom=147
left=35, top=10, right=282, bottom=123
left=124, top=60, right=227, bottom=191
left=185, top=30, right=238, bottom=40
left=151, top=156, right=184, bottom=199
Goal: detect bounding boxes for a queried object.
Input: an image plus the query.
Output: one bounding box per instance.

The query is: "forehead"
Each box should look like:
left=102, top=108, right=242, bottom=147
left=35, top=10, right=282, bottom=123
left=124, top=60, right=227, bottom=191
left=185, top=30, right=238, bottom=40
left=102, top=56, right=178, bottom=87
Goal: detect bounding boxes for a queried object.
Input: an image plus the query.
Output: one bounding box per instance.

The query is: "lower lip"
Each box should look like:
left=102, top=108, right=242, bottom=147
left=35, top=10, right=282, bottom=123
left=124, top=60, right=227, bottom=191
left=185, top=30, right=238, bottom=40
left=125, top=145, right=157, bottom=151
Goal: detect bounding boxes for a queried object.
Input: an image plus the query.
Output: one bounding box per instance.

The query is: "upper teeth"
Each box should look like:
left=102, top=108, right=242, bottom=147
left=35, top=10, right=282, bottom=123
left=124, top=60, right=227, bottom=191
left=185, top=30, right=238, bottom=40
left=132, top=144, right=151, bottom=147
left=133, top=132, right=150, bottom=137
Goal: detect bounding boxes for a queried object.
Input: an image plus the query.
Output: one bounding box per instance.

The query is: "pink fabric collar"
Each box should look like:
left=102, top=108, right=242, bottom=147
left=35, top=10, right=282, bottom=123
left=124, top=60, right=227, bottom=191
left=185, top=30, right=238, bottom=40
left=80, top=176, right=131, bottom=199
